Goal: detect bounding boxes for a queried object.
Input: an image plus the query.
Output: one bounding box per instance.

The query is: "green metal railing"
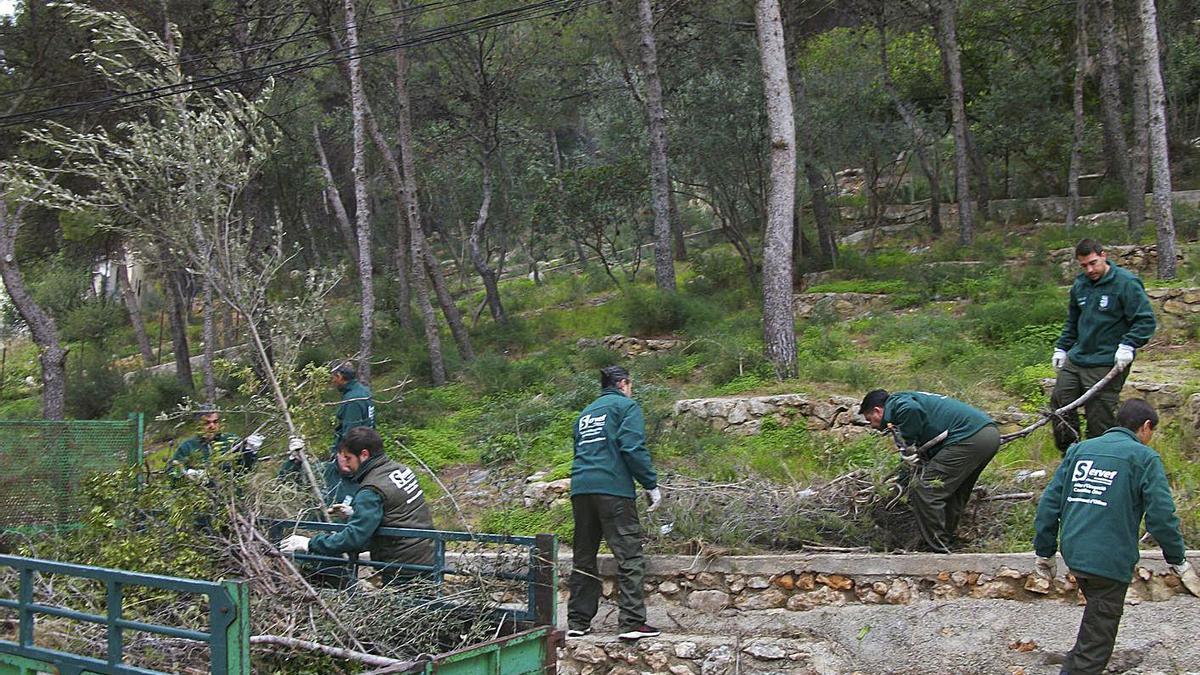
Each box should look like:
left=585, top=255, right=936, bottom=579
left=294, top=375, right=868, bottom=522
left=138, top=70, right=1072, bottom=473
left=0, top=554, right=248, bottom=675
left=0, top=414, right=144, bottom=530
left=269, top=521, right=558, bottom=627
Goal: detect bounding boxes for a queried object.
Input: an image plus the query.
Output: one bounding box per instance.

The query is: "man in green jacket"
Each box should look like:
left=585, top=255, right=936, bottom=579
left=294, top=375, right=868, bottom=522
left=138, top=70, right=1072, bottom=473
left=279, top=427, right=434, bottom=584
left=1051, top=239, right=1156, bottom=453
left=171, top=406, right=261, bottom=481
left=860, top=389, right=1000, bottom=553
left=279, top=362, right=375, bottom=506
left=1033, top=399, right=1200, bottom=674
left=567, top=366, right=661, bottom=641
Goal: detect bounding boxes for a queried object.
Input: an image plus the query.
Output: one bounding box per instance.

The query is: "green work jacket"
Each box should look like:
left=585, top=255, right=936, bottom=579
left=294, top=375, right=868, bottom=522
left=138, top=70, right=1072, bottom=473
left=570, top=388, right=657, bottom=499
left=1055, top=263, right=1156, bottom=367
left=1034, top=427, right=1185, bottom=583
left=883, top=391, right=993, bottom=457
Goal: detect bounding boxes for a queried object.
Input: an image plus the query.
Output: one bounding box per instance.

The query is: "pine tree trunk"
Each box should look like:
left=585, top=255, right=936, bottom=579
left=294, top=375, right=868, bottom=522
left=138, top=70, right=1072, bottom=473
left=1066, top=0, right=1089, bottom=229
left=163, top=269, right=194, bottom=393
left=1139, top=0, right=1177, bottom=279
left=411, top=234, right=446, bottom=385
left=0, top=199, right=67, bottom=419
left=201, top=278, right=216, bottom=402
left=754, top=0, right=797, bottom=380
left=794, top=76, right=837, bottom=266
left=115, top=252, right=155, bottom=367
left=935, top=0, right=975, bottom=245
left=637, top=0, right=676, bottom=292
left=1096, top=0, right=1142, bottom=232
left=468, top=155, right=505, bottom=322
left=343, top=0, right=374, bottom=382
left=669, top=187, right=687, bottom=261
left=1128, top=13, right=1150, bottom=232
left=392, top=4, right=474, bottom=364
left=312, top=124, right=360, bottom=267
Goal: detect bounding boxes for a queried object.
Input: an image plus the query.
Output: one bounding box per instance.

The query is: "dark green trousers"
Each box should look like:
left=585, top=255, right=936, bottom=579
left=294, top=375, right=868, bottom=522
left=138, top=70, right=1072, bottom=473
left=568, top=494, right=647, bottom=632
left=1063, top=572, right=1128, bottom=674
left=909, top=424, right=1000, bottom=553
left=1051, top=359, right=1129, bottom=454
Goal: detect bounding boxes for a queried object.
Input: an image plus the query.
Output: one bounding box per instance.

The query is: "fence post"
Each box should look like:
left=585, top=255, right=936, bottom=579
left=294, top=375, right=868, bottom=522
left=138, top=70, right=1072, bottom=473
left=532, top=533, right=557, bottom=627
left=212, top=580, right=250, bottom=675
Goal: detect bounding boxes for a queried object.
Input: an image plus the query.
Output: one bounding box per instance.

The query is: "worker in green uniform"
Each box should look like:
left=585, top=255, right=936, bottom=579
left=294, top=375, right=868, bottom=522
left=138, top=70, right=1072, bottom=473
left=279, top=427, right=434, bottom=583
left=171, top=406, right=261, bottom=481
left=567, top=365, right=661, bottom=642
left=1051, top=239, right=1156, bottom=453
left=1033, top=399, right=1200, bottom=674
left=859, top=389, right=1000, bottom=553
left=279, top=362, right=375, bottom=507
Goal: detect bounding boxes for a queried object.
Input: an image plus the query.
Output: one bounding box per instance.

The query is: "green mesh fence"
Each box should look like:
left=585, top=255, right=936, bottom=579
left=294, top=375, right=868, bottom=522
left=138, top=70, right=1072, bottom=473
left=0, top=413, right=143, bottom=529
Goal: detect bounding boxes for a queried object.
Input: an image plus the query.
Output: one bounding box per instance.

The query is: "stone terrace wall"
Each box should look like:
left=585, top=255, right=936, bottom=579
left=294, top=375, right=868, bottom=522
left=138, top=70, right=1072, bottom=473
left=1050, top=244, right=1184, bottom=282
left=671, top=394, right=868, bottom=436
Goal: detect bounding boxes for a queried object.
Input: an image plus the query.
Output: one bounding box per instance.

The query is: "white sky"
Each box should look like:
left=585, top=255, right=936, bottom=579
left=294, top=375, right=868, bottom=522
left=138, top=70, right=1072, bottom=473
left=0, top=1, right=14, bottom=18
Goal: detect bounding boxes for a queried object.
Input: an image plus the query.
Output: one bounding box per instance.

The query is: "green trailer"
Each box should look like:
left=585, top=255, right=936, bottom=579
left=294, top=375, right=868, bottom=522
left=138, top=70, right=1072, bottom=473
left=0, top=527, right=561, bottom=674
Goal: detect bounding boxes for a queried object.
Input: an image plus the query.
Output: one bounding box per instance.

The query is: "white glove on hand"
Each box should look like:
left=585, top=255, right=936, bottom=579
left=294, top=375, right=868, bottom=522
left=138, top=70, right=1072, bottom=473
left=279, top=534, right=310, bottom=554
left=645, top=487, right=662, bottom=512
left=1170, top=560, right=1200, bottom=597
left=287, top=436, right=305, bottom=461
left=1115, top=344, right=1135, bottom=369
left=327, top=503, right=354, bottom=519
left=183, top=468, right=206, bottom=483
left=1034, top=555, right=1057, bottom=581
left=245, top=433, right=264, bottom=451
left=1052, top=348, right=1067, bottom=370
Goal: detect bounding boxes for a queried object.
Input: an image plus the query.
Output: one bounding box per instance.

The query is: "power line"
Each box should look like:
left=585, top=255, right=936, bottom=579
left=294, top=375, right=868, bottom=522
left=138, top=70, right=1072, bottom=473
left=0, top=0, right=598, bottom=129
left=0, top=0, right=478, bottom=102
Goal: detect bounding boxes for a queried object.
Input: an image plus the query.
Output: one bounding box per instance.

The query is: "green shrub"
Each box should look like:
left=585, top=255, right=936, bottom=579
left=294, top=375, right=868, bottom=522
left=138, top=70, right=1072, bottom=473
left=689, top=246, right=750, bottom=293
left=61, top=300, right=126, bottom=343
left=29, top=257, right=90, bottom=321
left=66, top=349, right=123, bottom=419
left=109, top=374, right=190, bottom=419
left=1175, top=202, right=1200, bottom=242
left=619, top=287, right=713, bottom=335
left=1088, top=181, right=1126, bottom=214
left=0, top=397, right=39, bottom=418
left=1001, top=364, right=1053, bottom=410
left=466, top=353, right=549, bottom=394
left=804, top=279, right=910, bottom=294
left=965, top=286, right=1064, bottom=344
left=478, top=502, right=574, bottom=543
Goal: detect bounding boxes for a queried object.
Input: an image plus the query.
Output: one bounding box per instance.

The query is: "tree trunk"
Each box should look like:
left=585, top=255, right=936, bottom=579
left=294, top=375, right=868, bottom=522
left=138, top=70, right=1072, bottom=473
left=794, top=75, right=837, bottom=266
left=411, top=234, right=446, bottom=385
left=636, top=0, right=676, bottom=292
left=392, top=4, right=474, bottom=364
left=1128, top=12, right=1150, bottom=232
left=467, top=155, right=505, bottom=322
left=550, top=128, right=589, bottom=266
left=1066, top=0, right=1089, bottom=229
left=343, top=0, right=374, bottom=382
left=669, top=187, right=687, bottom=261
left=312, top=124, right=360, bottom=267
left=115, top=252, right=155, bottom=367
left=1096, top=0, right=1142, bottom=232
left=754, top=0, right=797, bottom=380
left=163, top=269, right=194, bottom=393
left=934, top=0, right=975, bottom=245
left=1139, top=0, right=1177, bottom=279
left=201, top=277, right=216, bottom=402
left=0, top=199, right=68, bottom=419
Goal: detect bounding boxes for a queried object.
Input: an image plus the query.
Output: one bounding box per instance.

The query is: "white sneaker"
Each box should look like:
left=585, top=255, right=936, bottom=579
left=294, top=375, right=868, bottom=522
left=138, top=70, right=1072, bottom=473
left=618, top=625, right=661, bottom=640
left=566, top=628, right=590, bottom=638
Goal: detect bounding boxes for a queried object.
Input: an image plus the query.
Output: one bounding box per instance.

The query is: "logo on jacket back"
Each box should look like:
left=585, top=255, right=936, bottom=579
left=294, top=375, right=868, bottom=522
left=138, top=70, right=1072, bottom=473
left=577, top=413, right=607, bottom=445
left=1068, top=459, right=1117, bottom=506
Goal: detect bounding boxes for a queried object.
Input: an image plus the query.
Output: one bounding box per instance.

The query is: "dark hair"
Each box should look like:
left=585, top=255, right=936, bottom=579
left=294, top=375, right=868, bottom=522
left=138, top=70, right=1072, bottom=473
left=1075, top=239, right=1104, bottom=258
left=340, top=427, right=384, bottom=457
left=332, top=361, right=357, bottom=380
left=600, top=365, right=631, bottom=389
left=859, top=389, right=889, bottom=415
left=1117, top=398, right=1158, bottom=432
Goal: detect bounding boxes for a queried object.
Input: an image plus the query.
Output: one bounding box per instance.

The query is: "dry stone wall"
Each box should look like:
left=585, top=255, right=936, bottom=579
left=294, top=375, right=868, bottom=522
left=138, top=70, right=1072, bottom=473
left=671, top=394, right=868, bottom=436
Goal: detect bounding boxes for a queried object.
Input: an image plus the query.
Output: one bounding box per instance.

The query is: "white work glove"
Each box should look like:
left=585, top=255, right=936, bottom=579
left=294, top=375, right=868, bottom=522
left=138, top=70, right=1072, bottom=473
left=645, top=487, right=662, bottom=512
left=244, top=433, right=264, bottom=451
left=1052, top=348, right=1067, bottom=370
left=279, top=534, right=310, bottom=554
left=1115, top=344, right=1135, bottom=370
left=183, top=468, right=207, bottom=483
left=287, top=436, right=305, bottom=461
left=1170, top=560, right=1200, bottom=597
left=1034, top=555, right=1057, bottom=581
left=326, top=502, right=354, bottom=519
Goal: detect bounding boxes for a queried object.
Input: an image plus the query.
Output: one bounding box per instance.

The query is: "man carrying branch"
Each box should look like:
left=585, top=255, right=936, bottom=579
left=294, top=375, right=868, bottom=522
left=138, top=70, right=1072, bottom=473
left=860, top=390, right=999, bottom=553
left=1051, top=239, right=1156, bottom=453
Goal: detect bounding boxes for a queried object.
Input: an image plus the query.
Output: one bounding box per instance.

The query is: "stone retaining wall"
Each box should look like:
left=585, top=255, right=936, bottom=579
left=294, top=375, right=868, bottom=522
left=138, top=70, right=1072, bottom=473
left=560, top=634, right=854, bottom=675
left=793, top=292, right=891, bottom=320
left=1050, top=244, right=1184, bottom=282
left=558, top=550, right=1196, bottom=615
left=671, top=394, right=867, bottom=436
left=1146, top=286, right=1200, bottom=330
